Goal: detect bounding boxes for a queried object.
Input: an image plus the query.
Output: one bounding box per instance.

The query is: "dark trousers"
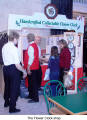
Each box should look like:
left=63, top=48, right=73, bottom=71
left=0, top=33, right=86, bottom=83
left=27, top=69, right=39, bottom=101
left=50, top=83, right=58, bottom=96
left=59, top=68, right=65, bottom=83
left=3, top=64, right=21, bottom=110
left=85, top=67, right=87, bottom=76
left=37, top=65, right=42, bottom=89
left=59, top=68, right=67, bottom=94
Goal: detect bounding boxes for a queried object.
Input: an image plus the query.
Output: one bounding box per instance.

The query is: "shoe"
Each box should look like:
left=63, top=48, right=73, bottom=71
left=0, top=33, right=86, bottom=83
left=4, top=102, right=9, bottom=107
left=28, top=99, right=39, bottom=103
left=25, top=96, right=29, bottom=99
left=9, top=108, right=21, bottom=113
left=25, top=96, right=32, bottom=99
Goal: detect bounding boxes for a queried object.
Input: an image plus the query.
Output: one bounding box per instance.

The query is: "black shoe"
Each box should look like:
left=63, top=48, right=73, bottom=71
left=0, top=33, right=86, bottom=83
left=25, top=96, right=29, bottom=99
left=4, top=102, right=9, bottom=107
left=28, top=99, right=39, bottom=103
left=9, top=108, right=21, bottom=113
left=25, top=96, right=32, bottom=99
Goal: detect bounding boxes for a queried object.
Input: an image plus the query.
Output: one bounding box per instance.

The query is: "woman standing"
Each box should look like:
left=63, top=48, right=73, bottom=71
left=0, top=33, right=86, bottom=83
left=59, top=39, right=71, bottom=93
left=48, top=46, right=60, bottom=96
left=48, top=46, right=60, bottom=80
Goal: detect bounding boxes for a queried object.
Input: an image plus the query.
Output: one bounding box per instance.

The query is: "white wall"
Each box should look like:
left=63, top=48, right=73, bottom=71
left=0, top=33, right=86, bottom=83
left=73, top=2, right=87, bottom=14
left=0, top=0, right=51, bottom=49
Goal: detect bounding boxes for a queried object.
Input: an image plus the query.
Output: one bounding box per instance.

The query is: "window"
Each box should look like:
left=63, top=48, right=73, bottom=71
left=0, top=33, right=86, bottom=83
left=73, top=0, right=87, bottom=4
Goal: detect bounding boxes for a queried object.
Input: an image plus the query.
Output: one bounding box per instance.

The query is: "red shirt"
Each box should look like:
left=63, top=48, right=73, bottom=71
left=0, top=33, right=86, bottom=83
left=23, top=43, right=39, bottom=70
left=30, top=43, right=39, bottom=70
left=60, top=47, right=71, bottom=70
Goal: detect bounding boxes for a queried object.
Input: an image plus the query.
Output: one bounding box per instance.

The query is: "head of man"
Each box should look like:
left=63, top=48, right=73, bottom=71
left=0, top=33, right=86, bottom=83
left=35, top=36, right=41, bottom=45
left=27, top=33, right=35, bottom=43
left=8, top=31, right=19, bottom=45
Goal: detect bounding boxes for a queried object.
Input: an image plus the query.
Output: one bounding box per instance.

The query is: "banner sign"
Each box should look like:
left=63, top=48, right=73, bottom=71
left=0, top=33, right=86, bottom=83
left=8, top=13, right=84, bottom=33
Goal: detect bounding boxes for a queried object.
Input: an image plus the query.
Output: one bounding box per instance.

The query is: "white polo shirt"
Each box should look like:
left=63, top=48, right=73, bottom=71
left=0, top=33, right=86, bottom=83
left=2, top=41, right=20, bottom=66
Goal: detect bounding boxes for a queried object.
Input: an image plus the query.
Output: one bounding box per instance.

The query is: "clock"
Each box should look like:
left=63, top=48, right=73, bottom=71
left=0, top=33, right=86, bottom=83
left=68, top=42, right=74, bottom=49
left=44, top=4, right=58, bottom=19
left=67, top=35, right=74, bottom=41
left=69, top=49, right=75, bottom=57
left=71, top=58, right=75, bottom=65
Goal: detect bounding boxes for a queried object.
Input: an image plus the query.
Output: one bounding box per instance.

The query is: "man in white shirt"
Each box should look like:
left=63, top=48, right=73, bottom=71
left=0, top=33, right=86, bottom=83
left=2, top=31, right=27, bottom=113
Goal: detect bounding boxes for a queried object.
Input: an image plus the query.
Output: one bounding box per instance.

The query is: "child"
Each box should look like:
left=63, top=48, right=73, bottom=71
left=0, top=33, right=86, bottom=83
left=48, top=46, right=60, bottom=96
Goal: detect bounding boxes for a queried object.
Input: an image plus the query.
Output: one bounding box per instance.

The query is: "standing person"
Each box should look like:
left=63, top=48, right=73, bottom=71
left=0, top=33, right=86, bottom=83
left=24, top=34, right=42, bottom=98
left=2, top=31, right=27, bottom=113
left=26, top=34, right=41, bottom=103
left=58, top=39, right=71, bottom=93
left=48, top=46, right=60, bottom=96
left=24, top=33, right=36, bottom=99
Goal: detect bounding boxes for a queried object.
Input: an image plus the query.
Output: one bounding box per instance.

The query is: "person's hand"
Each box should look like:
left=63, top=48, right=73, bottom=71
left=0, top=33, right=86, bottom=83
left=27, top=70, right=32, bottom=75
left=64, top=71, right=68, bottom=74
left=85, top=64, right=87, bottom=67
left=27, top=65, right=32, bottom=75
left=40, top=57, right=49, bottom=63
left=23, top=70, right=27, bottom=79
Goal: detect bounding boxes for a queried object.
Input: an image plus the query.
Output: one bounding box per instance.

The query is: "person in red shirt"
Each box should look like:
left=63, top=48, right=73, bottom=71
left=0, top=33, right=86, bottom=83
left=58, top=39, right=71, bottom=88
left=24, top=34, right=41, bottom=103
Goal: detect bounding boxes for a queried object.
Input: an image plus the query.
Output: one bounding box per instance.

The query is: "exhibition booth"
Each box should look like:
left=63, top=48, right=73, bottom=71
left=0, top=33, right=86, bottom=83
left=8, top=12, right=84, bottom=94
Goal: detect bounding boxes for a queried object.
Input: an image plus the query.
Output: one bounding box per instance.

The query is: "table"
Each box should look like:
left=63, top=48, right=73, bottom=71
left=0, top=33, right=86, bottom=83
left=48, top=92, right=87, bottom=115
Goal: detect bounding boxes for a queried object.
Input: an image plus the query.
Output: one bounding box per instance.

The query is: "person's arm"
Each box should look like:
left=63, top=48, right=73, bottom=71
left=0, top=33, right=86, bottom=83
left=85, top=64, right=87, bottom=67
left=28, top=46, right=34, bottom=66
left=15, top=64, right=27, bottom=78
left=48, top=57, right=51, bottom=68
left=27, top=46, right=34, bottom=74
left=14, top=48, right=27, bottom=78
left=38, top=45, right=41, bottom=58
left=39, top=57, right=49, bottom=63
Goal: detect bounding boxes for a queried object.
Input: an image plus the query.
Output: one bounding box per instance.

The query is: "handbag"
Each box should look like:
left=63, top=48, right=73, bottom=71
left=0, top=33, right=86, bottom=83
left=63, top=72, right=73, bottom=88
left=44, top=68, right=50, bottom=81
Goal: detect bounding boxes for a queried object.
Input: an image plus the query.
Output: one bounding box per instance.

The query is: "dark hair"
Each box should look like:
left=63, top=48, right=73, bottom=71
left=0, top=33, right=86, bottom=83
left=8, top=31, right=19, bottom=41
left=51, top=46, right=58, bottom=57
left=58, top=39, right=68, bottom=48
left=27, top=33, right=35, bottom=42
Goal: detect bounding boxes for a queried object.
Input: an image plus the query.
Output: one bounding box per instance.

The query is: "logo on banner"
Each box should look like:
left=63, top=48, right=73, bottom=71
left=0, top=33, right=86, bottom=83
left=44, top=4, right=58, bottom=19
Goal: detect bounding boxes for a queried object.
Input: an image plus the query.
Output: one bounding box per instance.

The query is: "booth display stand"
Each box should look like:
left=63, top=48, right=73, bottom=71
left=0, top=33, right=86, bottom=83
left=8, top=13, right=84, bottom=94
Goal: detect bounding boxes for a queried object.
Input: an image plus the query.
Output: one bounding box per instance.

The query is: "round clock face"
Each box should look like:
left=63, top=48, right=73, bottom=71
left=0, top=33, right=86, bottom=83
left=71, top=58, right=74, bottom=65
left=44, top=4, right=58, bottom=19
left=67, top=35, right=74, bottom=41
left=70, top=49, right=75, bottom=57
left=68, top=43, right=74, bottom=49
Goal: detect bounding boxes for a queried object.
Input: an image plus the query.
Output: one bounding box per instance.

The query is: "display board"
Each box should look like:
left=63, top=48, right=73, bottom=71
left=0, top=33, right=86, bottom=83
left=46, top=35, right=64, bottom=55
left=8, top=13, right=84, bottom=33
